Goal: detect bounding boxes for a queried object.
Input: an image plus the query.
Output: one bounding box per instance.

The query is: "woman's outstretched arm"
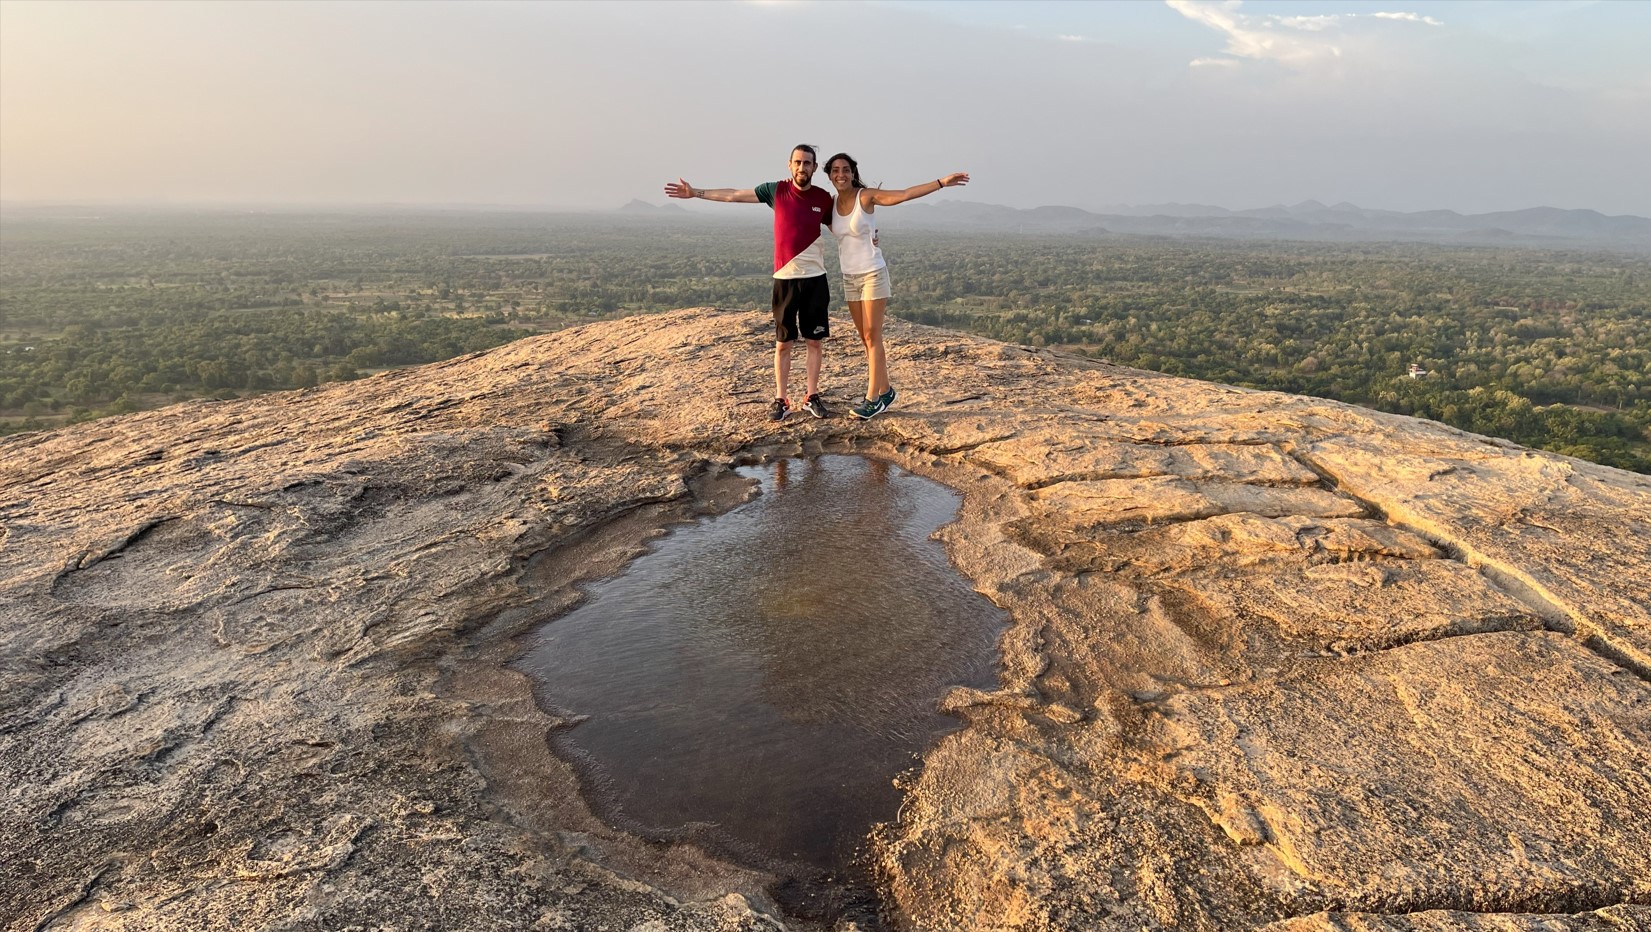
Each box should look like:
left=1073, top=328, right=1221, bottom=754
left=866, top=172, right=969, bottom=208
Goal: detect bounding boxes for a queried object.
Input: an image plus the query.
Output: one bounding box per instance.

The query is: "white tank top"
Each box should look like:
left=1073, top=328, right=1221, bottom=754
left=831, top=190, right=887, bottom=276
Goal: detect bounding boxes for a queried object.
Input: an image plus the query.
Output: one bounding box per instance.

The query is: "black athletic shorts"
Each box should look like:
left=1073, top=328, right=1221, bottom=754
left=771, top=275, right=830, bottom=344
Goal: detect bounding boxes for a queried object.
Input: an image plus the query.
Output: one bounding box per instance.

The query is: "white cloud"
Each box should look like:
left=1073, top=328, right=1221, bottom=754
left=1273, top=15, right=1340, bottom=32
left=1371, top=11, right=1443, bottom=26
left=1165, top=0, right=1339, bottom=67
left=1058, top=34, right=1088, bottom=42
left=1166, top=0, right=1442, bottom=69
left=1190, top=56, right=1241, bottom=68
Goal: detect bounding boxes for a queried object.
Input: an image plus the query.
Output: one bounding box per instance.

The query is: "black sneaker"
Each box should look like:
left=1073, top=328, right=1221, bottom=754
left=769, top=398, right=790, bottom=421
left=879, top=386, right=897, bottom=410
left=803, top=393, right=829, bottom=418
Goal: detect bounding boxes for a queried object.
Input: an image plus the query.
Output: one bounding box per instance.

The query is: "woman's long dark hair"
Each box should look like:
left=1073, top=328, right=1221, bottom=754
left=825, top=152, right=866, bottom=189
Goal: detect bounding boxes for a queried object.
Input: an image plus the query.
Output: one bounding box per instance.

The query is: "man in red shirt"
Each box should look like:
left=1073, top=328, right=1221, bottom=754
left=666, top=145, right=835, bottom=421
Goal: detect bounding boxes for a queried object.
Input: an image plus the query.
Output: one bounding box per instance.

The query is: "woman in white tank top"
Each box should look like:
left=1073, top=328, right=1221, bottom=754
left=824, top=152, right=969, bottom=419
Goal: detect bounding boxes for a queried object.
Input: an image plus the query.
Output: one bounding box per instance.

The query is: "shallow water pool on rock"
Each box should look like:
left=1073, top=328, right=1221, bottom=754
left=516, top=455, right=1007, bottom=907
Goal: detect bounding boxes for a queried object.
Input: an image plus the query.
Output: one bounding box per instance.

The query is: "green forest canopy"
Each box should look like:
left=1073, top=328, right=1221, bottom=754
left=2, top=209, right=1647, bottom=472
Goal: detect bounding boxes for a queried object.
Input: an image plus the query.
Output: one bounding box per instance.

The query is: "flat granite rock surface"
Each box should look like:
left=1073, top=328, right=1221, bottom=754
left=2, top=309, right=1648, bottom=931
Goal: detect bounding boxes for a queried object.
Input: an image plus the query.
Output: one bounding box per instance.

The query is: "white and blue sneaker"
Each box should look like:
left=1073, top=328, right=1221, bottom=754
left=851, top=395, right=887, bottom=420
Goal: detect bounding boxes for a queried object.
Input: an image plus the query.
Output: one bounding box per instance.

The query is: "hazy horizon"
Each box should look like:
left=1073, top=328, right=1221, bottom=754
left=3, top=0, right=1648, bottom=217
left=3, top=196, right=1648, bottom=221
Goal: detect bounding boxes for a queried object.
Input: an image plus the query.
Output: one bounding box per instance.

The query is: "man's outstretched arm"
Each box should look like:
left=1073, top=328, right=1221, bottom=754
left=664, top=178, right=760, bottom=203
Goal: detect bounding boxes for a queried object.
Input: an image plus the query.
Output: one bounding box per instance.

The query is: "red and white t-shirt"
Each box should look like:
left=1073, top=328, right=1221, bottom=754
left=755, top=180, right=834, bottom=279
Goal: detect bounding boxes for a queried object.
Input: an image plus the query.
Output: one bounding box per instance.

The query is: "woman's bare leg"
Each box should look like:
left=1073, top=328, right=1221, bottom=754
left=848, top=300, right=871, bottom=399
left=861, top=297, right=889, bottom=398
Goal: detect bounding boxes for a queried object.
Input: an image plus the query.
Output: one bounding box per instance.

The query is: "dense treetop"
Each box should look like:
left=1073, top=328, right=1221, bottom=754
left=2, top=210, right=1646, bottom=471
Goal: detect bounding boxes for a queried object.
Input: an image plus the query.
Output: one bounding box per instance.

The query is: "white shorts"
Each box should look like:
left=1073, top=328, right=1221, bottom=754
left=842, top=266, right=891, bottom=303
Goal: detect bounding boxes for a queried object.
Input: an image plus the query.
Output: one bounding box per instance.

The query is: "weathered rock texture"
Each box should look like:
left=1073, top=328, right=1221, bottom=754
left=2, top=308, right=1647, bottom=931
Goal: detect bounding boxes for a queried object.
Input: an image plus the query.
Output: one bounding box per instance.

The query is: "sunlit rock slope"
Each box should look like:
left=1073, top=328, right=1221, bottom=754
left=3, top=308, right=1648, bottom=931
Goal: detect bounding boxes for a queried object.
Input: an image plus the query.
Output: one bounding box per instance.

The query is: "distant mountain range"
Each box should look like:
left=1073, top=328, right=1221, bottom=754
left=621, top=197, right=1651, bottom=249
left=617, top=198, right=688, bottom=216
left=896, top=200, right=1651, bottom=249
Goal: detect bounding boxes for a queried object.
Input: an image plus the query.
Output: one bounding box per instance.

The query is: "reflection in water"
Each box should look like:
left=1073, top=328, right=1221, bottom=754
left=515, top=456, right=1005, bottom=888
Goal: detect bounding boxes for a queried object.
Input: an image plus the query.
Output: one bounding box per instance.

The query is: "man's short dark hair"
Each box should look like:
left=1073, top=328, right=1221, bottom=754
left=791, top=144, right=818, bottom=161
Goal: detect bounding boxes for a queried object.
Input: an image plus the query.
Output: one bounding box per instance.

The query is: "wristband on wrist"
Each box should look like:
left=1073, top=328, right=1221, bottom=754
left=936, top=179, right=944, bottom=189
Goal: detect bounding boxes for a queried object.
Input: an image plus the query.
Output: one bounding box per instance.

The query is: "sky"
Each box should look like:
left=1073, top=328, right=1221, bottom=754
left=2, top=0, right=1647, bottom=216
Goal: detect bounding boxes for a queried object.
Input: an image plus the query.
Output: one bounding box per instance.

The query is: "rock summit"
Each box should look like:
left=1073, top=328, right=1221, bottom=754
left=3, top=309, right=1648, bottom=931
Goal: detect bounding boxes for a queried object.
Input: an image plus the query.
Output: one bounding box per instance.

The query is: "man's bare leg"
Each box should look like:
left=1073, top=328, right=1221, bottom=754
left=804, top=339, right=823, bottom=399
left=774, top=340, right=793, bottom=404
